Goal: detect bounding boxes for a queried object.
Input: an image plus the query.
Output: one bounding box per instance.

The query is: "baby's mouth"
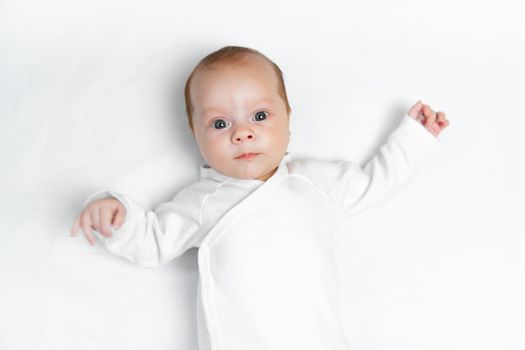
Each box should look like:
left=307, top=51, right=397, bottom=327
left=235, top=153, right=260, bottom=160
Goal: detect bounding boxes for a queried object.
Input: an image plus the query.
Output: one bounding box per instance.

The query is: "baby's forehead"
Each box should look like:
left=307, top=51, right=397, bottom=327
left=193, top=63, right=277, bottom=99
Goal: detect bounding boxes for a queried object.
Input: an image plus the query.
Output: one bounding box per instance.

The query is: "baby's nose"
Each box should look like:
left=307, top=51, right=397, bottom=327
left=232, top=126, right=255, bottom=143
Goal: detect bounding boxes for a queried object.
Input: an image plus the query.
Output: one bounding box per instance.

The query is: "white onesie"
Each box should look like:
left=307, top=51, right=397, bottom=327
left=85, top=114, right=441, bottom=350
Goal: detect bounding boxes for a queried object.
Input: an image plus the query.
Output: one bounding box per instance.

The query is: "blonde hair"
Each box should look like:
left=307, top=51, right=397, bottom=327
left=184, top=45, right=292, bottom=131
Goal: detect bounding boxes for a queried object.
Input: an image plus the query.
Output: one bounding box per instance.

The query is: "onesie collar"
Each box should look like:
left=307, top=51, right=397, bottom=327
left=200, top=152, right=291, bottom=183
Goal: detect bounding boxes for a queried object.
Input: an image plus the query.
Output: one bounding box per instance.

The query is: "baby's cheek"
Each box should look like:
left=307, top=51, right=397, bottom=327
left=276, top=127, right=290, bottom=148
left=208, top=140, right=232, bottom=164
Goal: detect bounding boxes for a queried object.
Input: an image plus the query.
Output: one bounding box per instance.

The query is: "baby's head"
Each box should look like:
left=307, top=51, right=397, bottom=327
left=184, top=46, right=292, bottom=181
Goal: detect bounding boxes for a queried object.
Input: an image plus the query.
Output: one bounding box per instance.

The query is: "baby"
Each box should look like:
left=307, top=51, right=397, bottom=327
left=70, top=45, right=449, bottom=350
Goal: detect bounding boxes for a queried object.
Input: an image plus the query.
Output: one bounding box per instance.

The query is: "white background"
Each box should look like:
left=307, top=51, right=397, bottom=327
left=1, top=0, right=524, bottom=349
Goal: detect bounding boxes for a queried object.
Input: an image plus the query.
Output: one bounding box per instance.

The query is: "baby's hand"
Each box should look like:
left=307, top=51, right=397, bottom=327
left=70, top=198, right=126, bottom=246
left=407, top=100, right=450, bottom=137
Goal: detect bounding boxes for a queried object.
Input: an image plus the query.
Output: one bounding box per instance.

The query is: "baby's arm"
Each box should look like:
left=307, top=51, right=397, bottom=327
left=291, top=101, right=450, bottom=217
left=70, top=186, right=204, bottom=268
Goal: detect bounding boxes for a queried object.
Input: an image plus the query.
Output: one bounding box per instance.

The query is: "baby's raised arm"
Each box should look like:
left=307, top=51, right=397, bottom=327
left=70, top=198, right=126, bottom=246
left=290, top=101, right=449, bottom=218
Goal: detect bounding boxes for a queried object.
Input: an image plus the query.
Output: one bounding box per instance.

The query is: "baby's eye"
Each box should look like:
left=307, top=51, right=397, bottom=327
left=253, top=111, right=267, bottom=122
left=212, top=119, right=229, bottom=129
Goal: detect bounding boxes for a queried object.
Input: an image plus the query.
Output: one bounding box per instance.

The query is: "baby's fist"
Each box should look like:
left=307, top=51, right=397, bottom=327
left=408, top=100, right=450, bottom=137
left=70, top=197, right=126, bottom=246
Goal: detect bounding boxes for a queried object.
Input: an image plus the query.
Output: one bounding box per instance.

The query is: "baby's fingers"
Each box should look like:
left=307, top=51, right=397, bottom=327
left=80, top=213, right=97, bottom=246
left=436, top=112, right=450, bottom=128
left=100, top=208, right=114, bottom=238
left=70, top=215, right=81, bottom=237
left=422, top=104, right=435, bottom=118
left=92, top=207, right=101, bottom=233
left=436, top=111, right=447, bottom=123
left=112, top=204, right=126, bottom=229
left=407, top=100, right=423, bottom=119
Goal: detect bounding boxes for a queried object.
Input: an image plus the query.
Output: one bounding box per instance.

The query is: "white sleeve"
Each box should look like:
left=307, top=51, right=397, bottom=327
left=290, top=114, right=442, bottom=217
left=83, top=186, right=204, bottom=268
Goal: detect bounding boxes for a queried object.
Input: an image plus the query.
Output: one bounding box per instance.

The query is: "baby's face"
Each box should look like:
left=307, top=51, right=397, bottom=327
left=190, top=56, right=290, bottom=181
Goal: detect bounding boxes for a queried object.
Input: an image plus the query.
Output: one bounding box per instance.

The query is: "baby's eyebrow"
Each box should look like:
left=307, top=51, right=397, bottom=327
left=252, top=98, right=275, bottom=105
left=201, top=107, right=226, bottom=116
left=201, top=99, right=275, bottom=116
